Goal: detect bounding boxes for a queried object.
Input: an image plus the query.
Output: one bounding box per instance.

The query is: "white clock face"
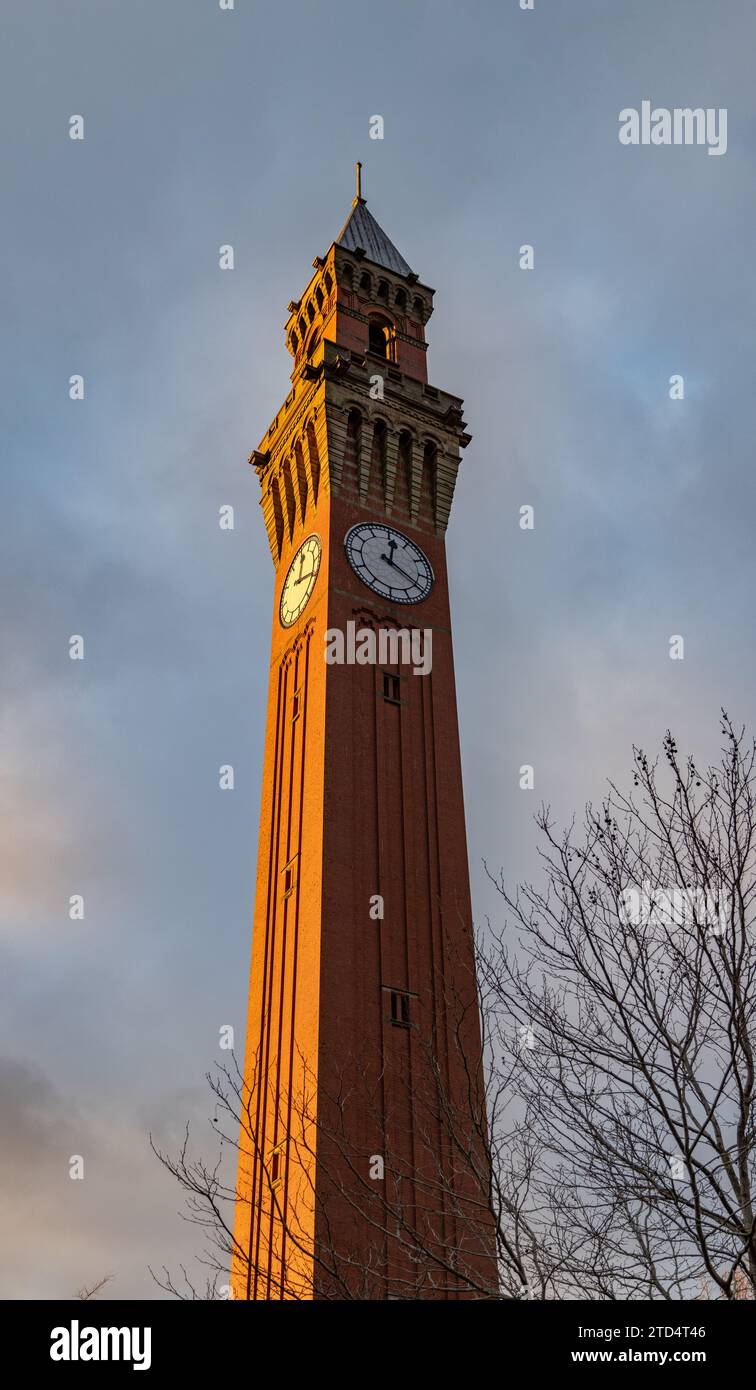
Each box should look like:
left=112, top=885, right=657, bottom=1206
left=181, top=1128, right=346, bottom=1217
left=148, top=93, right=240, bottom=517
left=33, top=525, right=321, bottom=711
left=279, top=534, right=322, bottom=627
left=344, top=523, right=434, bottom=604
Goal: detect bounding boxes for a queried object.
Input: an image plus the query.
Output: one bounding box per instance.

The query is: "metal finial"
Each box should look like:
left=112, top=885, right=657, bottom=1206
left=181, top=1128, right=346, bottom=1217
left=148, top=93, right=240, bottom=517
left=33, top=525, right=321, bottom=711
left=355, top=161, right=363, bottom=202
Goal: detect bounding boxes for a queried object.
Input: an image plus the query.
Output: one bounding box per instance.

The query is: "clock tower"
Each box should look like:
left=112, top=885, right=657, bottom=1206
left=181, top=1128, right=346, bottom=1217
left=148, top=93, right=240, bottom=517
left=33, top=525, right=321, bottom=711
left=232, top=170, right=497, bottom=1300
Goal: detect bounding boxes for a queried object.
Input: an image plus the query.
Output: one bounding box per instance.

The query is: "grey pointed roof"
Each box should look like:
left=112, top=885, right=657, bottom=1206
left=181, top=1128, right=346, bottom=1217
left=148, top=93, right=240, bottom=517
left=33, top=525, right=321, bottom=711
left=337, top=199, right=413, bottom=277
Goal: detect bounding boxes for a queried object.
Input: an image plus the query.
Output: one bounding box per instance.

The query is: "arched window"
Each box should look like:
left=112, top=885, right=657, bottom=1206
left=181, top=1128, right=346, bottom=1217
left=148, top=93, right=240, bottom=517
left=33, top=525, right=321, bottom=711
left=290, top=330, right=299, bottom=354
left=413, top=295, right=425, bottom=319
left=315, top=286, right=324, bottom=310
left=271, top=477, right=284, bottom=556
left=281, top=461, right=296, bottom=538
left=342, top=264, right=354, bottom=288
left=377, top=279, right=389, bottom=303
left=419, top=440, right=437, bottom=527
left=306, top=301, right=315, bottom=323
left=368, top=317, right=393, bottom=359
left=395, top=288, right=407, bottom=310
left=324, top=270, right=333, bottom=295
left=359, top=271, right=371, bottom=293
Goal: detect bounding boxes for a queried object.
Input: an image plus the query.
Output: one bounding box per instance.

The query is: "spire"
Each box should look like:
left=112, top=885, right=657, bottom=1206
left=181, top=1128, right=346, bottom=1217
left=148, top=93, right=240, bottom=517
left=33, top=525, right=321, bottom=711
left=337, top=165, right=413, bottom=277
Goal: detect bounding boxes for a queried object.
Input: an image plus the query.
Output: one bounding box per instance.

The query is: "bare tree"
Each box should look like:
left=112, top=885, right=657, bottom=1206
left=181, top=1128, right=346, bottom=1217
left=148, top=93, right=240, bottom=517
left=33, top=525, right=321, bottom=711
left=76, top=1275, right=113, bottom=1300
left=151, top=1035, right=504, bottom=1301
left=483, top=711, right=756, bottom=1299
left=154, top=714, right=756, bottom=1300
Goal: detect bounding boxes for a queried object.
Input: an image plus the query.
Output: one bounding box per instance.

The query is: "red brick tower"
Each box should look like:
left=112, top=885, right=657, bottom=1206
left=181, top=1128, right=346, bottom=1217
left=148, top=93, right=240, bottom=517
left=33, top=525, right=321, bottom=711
left=232, top=169, right=497, bottom=1300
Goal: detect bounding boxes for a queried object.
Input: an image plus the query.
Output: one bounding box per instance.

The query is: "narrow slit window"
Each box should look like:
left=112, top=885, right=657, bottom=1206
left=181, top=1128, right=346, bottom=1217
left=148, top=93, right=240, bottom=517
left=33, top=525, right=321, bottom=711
left=270, top=1140, right=286, bottom=1191
left=282, top=856, right=298, bottom=899
left=390, top=990, right=411, bottom=1028
left=292, top=687, right=301, bottom=721
left=382, top=672, right=401, bottom=704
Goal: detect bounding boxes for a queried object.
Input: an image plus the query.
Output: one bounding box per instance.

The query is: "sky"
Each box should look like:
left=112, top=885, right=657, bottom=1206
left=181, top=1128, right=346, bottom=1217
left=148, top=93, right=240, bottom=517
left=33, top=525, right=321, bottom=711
left=1, top=0, right=755, bottom=1299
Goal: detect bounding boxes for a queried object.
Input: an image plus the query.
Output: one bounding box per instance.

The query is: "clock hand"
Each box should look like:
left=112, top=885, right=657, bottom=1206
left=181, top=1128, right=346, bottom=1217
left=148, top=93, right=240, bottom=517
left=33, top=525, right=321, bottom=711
left=392, top=562, right=415, bottom=582
left=381, top=553, right=414, bottom=583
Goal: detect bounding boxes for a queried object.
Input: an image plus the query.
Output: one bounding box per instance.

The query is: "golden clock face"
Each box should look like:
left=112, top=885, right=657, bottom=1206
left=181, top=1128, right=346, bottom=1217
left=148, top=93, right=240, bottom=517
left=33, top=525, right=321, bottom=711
left=279, top=534, right=322, bottom=628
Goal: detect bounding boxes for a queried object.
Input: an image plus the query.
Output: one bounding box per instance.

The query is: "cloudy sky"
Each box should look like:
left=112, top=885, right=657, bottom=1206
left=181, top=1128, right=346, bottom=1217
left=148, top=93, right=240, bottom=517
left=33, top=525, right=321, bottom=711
left=2, top=0, right=755, bottom=1298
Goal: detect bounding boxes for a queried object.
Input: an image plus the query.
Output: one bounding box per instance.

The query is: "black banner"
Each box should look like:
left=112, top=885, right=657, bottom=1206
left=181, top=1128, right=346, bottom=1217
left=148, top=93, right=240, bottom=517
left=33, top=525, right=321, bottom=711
left=4, top=1298, right=750, bottom=1377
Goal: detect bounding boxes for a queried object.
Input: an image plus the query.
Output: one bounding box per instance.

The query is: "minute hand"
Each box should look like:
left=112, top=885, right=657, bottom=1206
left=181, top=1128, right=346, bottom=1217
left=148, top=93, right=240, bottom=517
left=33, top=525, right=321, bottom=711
left=381, top=552, right=414, bottom=583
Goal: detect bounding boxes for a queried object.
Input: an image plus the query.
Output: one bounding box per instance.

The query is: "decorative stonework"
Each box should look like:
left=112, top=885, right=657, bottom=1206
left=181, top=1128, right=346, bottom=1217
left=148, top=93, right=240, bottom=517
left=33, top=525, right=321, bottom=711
left=280, top=617, right=315, bottom=672
left=251, top=341, right=469, bottom=564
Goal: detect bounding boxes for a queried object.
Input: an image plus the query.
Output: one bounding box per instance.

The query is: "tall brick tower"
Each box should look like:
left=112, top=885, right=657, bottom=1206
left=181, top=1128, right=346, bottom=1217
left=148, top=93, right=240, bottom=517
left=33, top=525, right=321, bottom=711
left=232, top=169, right=496, bottom=1301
